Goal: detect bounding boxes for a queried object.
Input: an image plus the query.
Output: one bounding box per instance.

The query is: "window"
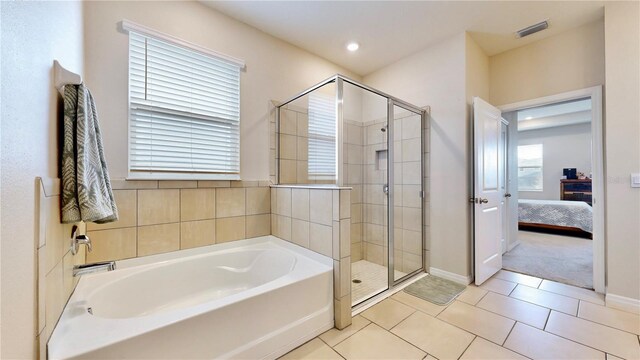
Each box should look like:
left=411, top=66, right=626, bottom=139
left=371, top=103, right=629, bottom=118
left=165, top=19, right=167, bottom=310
left=518, top=144, right=543, bottom=191
left=307, top=93, right=336, bottom=180
left=127, top=29, right=242, bottom=179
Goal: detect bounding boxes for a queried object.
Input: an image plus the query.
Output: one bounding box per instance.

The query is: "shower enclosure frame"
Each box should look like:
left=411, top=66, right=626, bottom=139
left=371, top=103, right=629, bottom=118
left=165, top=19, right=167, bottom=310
left=276, top=74, right=427, bottom=302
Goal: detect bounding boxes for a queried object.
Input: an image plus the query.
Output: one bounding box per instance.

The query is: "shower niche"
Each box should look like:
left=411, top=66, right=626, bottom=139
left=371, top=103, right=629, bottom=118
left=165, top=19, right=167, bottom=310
left=275, top=75, right=427, bottom=307
left=375, top=149, right=387, bottom=171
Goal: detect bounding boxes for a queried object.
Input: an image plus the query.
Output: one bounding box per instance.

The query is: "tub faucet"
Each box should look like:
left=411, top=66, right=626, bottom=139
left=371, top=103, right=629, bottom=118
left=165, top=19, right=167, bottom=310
left=70, top=225, right=92, bottom=255
left=73, top=261, right=116, bottom=277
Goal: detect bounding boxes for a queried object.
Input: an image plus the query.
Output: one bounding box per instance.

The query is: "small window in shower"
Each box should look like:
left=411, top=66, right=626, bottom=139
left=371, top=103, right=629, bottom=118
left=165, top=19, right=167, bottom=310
left=308, top=92, right=336, bottom=181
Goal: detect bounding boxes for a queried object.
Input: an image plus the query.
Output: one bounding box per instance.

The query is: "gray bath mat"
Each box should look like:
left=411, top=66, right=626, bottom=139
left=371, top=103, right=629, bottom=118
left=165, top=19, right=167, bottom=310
left=404, top=275, right=466, bottom=305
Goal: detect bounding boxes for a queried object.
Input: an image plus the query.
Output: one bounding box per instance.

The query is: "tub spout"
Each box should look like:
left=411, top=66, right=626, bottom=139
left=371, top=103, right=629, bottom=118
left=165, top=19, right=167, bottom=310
left=73, top=261, right=116, bottom=277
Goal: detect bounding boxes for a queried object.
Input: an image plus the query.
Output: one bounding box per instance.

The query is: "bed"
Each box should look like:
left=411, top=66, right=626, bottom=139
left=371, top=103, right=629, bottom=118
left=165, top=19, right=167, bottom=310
left=518, top=199, right=593, bottom=239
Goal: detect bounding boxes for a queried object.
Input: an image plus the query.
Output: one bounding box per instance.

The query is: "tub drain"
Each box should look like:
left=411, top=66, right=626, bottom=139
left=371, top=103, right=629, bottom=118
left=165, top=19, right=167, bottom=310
left=352, top=279, right=362, bottom=283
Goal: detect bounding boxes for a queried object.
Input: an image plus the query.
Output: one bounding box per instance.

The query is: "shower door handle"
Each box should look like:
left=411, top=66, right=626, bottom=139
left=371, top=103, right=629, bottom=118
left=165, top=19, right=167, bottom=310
left=383, top=184, right=389, bottom=195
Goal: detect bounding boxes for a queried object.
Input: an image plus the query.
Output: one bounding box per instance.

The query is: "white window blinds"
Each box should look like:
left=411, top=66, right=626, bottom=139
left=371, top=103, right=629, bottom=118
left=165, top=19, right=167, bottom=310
left=517, top=144, right=543, bottom=191
left=307, top=93, right=336, bottom=180
left=128, top=31, right=241, bottom=175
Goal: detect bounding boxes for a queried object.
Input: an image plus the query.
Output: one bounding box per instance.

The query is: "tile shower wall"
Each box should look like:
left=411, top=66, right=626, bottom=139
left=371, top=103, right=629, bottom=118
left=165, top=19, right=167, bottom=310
left=272, top=104, right=335, bottom=185
left=393, top=111, right=425, bottom=274
left=271, top=102, right=364, bottom=263
left=270, top=186, right=352, bottom=329
left=361, top=111, right=426, bottom=274
left=35, top=178, right=86, bottom=360
left=85, top=180, right=272, bottom=263
left=344, top=121, right=364, bottom=263
left=277, top=107, right=308, bottom=184
left=362, top=117, right=389, bottom=267
left=270, top=102, right=431, bottom=271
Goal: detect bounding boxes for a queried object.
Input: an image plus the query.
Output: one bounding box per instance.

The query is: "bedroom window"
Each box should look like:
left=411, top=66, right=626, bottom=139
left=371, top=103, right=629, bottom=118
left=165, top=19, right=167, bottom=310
left=307, top=93, right=336, bottom=180
left=518, top=144, right=543, bottom=191
left=126, top=27, right=243, bottom=180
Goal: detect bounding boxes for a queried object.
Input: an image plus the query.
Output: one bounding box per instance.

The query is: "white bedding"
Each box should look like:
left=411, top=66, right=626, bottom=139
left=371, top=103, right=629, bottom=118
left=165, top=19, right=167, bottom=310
left=518, top=199, right=593, bottom=233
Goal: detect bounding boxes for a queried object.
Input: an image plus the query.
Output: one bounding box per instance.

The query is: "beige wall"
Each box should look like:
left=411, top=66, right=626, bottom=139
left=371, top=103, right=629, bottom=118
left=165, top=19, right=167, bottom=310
left=491, top=12, right=640, bottom=306
left=364, top=33, right=469, bottom=279
left=465, top=34, right=491, bottom=279
left=466, top=34, right=490, bottom=103
left=83, top=1, right=360, bottom=182
left=489, top=21, right=603, bottom=256
left=0, top=1, right=84, bottom=358
left=490, top=20, right=605, bottom=106
left=518, top=123, right=593, bottom=201
left=603, top=2, right=640, bottom=304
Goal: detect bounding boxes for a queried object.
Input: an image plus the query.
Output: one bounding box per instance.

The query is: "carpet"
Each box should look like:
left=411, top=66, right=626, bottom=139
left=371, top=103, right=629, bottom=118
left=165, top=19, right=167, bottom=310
left=404, top=275, right=466, bottom=305
left=503, top=231, right=593, bottom=289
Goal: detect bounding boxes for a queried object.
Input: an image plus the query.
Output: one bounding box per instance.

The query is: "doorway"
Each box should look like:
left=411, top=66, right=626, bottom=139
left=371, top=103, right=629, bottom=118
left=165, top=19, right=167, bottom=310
left=500, top=87, right=604, bottom=292
left=503, top=98, right=595, bottom=289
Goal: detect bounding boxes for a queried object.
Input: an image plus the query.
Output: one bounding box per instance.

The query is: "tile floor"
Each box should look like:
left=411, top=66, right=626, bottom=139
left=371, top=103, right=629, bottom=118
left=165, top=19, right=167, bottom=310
left=351, top=260, right=406, bottom=305
left=280, top=269, right=640, bottom=360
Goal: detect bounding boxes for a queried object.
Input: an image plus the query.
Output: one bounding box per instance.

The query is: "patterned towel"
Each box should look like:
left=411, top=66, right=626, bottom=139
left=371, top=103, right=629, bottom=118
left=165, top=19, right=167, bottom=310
left=61, top=84, right=118, bottom=223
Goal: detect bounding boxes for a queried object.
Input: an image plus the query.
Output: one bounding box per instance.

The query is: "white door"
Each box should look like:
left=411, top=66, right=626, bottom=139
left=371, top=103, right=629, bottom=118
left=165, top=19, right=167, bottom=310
left=473, top=97, right=503, bottom=285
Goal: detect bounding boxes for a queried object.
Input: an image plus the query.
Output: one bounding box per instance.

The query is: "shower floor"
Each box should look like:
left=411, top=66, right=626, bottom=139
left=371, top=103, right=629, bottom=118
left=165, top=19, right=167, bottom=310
left=351, top=260, right=406, bottom=305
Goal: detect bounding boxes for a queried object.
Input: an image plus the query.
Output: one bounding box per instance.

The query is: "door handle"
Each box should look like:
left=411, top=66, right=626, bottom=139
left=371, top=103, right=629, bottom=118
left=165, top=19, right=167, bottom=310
left=469, top=197, right=489, bottom=204
left=383, top=184, right=389, bottom=195
left=504, top=193, right=512, bottom=198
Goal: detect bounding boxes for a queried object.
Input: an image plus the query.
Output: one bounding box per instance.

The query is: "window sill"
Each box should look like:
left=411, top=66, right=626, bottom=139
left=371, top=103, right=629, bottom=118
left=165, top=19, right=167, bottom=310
left=127, top=172, right=241, bottom=181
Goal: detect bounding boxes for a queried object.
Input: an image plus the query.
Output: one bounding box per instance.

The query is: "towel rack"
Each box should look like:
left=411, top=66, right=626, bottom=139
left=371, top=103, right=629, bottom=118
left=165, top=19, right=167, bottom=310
left=53, top=60, right=82, bottom=97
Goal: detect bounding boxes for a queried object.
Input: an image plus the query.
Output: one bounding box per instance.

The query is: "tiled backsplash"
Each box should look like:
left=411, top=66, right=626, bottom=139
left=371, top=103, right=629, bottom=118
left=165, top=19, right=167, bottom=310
left=270, top=186, right=352, bottom=329
left=35, top=178, right=86, bottom=360
left=85, top=180, right=272, bottom=263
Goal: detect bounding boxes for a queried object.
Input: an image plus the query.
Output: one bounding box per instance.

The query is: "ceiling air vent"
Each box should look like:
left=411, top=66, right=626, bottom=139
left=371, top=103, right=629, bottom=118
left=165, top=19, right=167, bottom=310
left=515, top=20, right=549, bottom=38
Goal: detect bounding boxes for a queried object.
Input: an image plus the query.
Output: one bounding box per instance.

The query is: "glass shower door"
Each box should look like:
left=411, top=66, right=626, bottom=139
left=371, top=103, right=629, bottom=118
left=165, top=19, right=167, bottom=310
left=390, top=104, right=424, bottom=283
left=345, top=82, right=391, bottom=305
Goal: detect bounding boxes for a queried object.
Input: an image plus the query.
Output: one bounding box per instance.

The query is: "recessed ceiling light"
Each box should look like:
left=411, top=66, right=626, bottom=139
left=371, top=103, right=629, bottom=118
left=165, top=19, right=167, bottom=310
left=525, top=116, right=533, bottom=120
left=346, top=42, right=359, bottom=52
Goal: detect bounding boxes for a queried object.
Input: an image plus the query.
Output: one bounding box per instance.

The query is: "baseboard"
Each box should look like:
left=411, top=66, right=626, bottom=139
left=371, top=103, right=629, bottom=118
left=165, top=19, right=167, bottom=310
left=429, top=267, right=472, bottom=285
left=606, top=293, right=640, bottom=315
left=507, top=240, right=521, bottom=252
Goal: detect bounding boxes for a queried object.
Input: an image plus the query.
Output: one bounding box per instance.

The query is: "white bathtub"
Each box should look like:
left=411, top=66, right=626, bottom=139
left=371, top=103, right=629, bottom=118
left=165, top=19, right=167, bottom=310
left=48, top=236, right=334, bottom=359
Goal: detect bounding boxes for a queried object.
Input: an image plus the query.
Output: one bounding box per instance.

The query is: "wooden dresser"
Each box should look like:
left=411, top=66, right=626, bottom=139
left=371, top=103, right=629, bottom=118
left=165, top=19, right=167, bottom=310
left=560, top=179, right=592, bottom=205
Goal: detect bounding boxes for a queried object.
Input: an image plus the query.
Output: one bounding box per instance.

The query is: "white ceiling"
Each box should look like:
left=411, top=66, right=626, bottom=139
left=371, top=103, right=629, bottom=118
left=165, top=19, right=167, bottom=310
left=518, top=98, right=592, bottom=121
left=201, top=1, right=604, bottom=76
left=517, top=98, right=592, bottom=131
